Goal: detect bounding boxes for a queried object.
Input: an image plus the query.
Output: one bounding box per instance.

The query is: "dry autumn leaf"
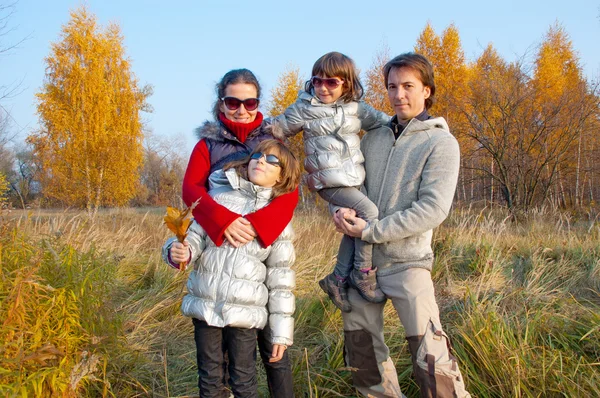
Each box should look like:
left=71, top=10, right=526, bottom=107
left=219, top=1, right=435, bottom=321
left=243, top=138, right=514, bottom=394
left=164, top=199, right=199, bottom=271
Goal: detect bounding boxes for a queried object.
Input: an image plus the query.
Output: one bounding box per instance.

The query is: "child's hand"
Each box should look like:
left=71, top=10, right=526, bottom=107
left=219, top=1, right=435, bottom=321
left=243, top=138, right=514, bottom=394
left=170, top=241, right=191, bottom=264
left=269, top=344, right=287, bottom=362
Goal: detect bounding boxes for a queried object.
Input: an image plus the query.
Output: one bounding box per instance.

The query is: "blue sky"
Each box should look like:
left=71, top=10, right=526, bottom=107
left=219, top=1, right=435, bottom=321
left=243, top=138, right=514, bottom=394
left=1, top=0, right=599, bottom=154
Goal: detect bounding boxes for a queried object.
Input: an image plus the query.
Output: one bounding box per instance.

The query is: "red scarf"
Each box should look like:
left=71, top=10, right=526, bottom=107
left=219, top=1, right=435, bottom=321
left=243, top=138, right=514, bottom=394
left=219, top=112, right=264, bottom=143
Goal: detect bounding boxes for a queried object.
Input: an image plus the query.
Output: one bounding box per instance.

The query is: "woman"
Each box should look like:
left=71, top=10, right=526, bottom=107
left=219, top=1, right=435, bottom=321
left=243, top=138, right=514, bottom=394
left=182, top=68, right=298, bottom=397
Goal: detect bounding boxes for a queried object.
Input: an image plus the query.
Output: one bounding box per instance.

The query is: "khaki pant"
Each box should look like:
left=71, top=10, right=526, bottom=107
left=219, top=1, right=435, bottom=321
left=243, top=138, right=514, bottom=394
left=342, top=268, right=470, bottom=398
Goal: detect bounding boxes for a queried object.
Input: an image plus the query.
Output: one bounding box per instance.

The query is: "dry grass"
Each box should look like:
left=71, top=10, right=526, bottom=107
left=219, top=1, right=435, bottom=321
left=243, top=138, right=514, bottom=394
left=1, top=205, right=599, bottom=397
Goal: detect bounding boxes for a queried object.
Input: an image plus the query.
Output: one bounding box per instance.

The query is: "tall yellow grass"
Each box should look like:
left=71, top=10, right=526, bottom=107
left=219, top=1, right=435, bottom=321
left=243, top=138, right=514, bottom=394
left=1, top=206, right=599, bottom=397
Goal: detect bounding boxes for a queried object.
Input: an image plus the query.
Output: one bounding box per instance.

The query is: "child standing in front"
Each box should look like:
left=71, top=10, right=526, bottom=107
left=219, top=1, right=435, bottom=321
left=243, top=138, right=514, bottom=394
left=274, top=52, right=389, bottom=313
left=163, top=139, right=301, bottom=398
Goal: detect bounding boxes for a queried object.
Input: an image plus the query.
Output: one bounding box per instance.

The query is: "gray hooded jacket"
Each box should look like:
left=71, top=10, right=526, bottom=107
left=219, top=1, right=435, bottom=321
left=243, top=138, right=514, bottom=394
left=359, top=117, right=460, bottom=275
left=274, top=91, right=389, bottom=191
left=163, top=169, right=296, bottom=346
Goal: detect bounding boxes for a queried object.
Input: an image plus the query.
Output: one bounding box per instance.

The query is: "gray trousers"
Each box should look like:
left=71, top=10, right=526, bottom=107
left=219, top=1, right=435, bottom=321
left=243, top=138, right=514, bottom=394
left=342, top=268, right=471, bottom=398
left=318, top=187, right=379, bottom=276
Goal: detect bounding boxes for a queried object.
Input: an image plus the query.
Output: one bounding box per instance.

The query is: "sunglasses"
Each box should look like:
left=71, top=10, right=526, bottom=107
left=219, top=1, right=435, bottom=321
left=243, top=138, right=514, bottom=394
left=250, top=152, right=281, bottom=167
left=311, top=76, right=345, bottom=90
left=221, top=97, right=260, bottom=111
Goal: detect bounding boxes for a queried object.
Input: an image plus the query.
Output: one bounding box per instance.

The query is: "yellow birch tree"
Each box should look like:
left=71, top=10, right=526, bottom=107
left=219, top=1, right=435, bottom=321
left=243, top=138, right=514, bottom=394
left=29, top=6, right=150, bottom=216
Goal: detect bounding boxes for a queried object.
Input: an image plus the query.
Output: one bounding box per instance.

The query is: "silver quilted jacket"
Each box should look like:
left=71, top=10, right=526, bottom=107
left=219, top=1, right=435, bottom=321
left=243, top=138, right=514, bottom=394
left=274, top=90, right=389, bottom=191
left=162, top=169, right=296, bottom=346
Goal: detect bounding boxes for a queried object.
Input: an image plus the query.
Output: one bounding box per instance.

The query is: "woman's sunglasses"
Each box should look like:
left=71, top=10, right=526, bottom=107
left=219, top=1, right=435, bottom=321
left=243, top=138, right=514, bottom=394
left=311, top=76, right=345, bottom=90
left=250, top=152, right=281, bottom=167
left=221, top=97, right=260, bottom=111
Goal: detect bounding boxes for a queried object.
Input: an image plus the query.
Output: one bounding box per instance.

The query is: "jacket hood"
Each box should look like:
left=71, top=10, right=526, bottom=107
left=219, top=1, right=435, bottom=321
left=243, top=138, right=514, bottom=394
left=396, top=117, right=449, bottom=135
left=194, top=119, right=286, bottom=143
left=194, top=120, right=223, bottom=141
left=209, top=169, right=273, bottom=202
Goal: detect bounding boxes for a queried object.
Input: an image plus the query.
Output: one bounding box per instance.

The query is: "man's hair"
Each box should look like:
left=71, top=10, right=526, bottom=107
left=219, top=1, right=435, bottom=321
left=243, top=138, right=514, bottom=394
left=213, top=68, right=261, bottom=120
left=224, top=139, right=301, bottom=198
left=383, top=53, right=436, bottom=110
left=305, top=51, right=364, bottom=102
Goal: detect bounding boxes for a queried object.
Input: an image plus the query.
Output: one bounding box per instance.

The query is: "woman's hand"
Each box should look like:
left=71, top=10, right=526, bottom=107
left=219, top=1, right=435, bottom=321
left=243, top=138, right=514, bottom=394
left=269, top=344, right=287, bottom=362
left=224, top=217, right=257, bottom=247
left=170, top=241, right=191, bottom=263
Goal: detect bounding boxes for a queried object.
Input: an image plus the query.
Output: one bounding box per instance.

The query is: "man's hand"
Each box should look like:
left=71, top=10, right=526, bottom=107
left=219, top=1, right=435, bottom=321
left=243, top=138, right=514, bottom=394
left=269, top=344, right=287, bottom=362
left=333, top=208, right=367, bottom=238
left=333, top=208, right=356, bottom=232
left=224, top=217, right=257, bottom=247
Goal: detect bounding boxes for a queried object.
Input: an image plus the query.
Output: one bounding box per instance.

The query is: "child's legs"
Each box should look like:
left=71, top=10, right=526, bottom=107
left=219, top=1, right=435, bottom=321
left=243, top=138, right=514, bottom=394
left=319, top=187, right=379, bottom=271
left=333, top=234, right=355, bottom=278
left=257, top=326, right=294, bottom=398
left=192, top=318, right=229, bottom=398
left=224, top=326, right=258, bottom=398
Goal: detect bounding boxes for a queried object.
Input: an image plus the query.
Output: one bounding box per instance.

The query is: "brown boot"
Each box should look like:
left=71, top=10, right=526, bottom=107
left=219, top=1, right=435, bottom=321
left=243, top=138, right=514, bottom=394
left=318, top=273, right=352, bottom=312
left=349, top=267, right=386, bottom=303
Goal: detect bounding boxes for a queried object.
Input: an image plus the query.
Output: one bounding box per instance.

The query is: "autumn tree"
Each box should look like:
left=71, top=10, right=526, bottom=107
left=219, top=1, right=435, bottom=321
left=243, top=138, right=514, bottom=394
left=267, top=65, right=304, bottom=163
left=415, top=23, right=473, bottom=200
left=9, top=144, right=39, bottom=208
left=363, top=43, right=393, bottom=115
left=414, top=22, right=441, bottom=66
left=268, top=65, right=314, bottom=202
left=135, top=132, right=186, bottom=207
left=29, top=6, right=150, bottom=216
left=532, top=23, right=597, bottom=206
left=462, top=41, right=599, bottom=209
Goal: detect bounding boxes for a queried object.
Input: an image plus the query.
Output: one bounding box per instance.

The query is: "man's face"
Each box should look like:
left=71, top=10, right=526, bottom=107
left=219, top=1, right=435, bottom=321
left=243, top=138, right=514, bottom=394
left=386, top=67, right=431, bottom=123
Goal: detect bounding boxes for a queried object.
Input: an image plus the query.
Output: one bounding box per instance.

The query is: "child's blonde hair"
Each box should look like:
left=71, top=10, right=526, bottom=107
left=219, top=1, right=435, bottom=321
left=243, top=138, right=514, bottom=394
left=305, top=51, right=364, bottom=103
left=224, top=139, right=301, bottom=198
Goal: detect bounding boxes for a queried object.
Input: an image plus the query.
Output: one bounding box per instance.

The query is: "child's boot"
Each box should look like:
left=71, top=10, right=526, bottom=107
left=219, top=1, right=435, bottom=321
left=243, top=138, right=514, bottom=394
left=349, top=267, right=386, bottom=303
left=318, top=273, right=352, bottom=312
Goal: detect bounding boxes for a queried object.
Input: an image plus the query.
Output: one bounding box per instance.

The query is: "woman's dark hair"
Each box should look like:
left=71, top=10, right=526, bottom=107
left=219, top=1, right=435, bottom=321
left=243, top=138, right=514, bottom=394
left=304, top=52, right=364, bottom=103
left=224, top=139, right=301, bottom=198
left=212, top=69, right=262, bottom=120
left=383, top=52, right=436, bottom=110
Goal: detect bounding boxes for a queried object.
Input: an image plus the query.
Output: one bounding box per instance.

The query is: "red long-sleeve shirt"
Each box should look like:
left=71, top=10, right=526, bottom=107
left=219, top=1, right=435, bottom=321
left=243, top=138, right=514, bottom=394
left=182, top=139, right=299, bottom=247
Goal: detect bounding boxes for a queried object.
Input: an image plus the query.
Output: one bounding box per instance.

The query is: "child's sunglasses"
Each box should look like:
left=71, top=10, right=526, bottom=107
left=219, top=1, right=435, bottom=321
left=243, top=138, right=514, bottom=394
left=250, top=152, right=281, bottom=167
left=311, top=76, right=345, bottom=90
left=221, top=97, right=260, bottom=111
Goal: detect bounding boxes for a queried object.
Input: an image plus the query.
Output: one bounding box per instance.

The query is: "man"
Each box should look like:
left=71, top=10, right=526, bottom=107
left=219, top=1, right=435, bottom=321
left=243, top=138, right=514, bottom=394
left=333, top=52, right=471, bottom=398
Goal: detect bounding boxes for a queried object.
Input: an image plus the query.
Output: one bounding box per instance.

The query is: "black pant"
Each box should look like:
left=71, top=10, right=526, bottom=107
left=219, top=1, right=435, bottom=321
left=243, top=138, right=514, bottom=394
left=257, top=326, right=294, bottom=398
left=193, top=319, right=258, bottom=398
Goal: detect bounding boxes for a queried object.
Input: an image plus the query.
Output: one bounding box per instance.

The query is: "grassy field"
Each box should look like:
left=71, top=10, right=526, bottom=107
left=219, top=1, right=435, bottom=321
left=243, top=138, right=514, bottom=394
left=1, top=205, right=599, bottom=397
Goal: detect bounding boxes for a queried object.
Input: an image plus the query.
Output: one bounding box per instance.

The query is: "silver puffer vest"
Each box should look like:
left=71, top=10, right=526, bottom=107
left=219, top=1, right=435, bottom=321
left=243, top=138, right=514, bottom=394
left=163, top=169, right=296, bottom=346
left=273, top=91, right=389, bottom=191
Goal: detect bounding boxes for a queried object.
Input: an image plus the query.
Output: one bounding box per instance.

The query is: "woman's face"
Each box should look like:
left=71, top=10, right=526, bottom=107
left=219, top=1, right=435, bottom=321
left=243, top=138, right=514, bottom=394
left=219, top=83, right=259, bottom=123
left=248, top=150, right=281, bottom=188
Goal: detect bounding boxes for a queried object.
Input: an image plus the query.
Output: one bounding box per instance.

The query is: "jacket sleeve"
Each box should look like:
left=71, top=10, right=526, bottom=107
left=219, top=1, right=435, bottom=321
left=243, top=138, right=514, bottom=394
left=244, top=187, right=299, bottom=247
left=361, top=136, right=460, bottom=244
left=358, top=102, right=390, bottom=131
left=264, top=223, right=296, bottom=346
left=162, top=222, right=207, bottom=269
left=182, top=139, right=241, bottom=246
left=272, top=98, right=305, bottom=138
